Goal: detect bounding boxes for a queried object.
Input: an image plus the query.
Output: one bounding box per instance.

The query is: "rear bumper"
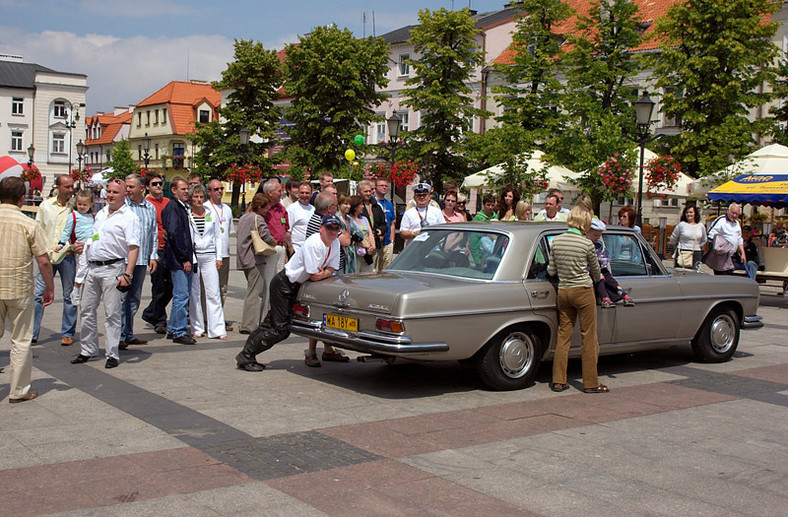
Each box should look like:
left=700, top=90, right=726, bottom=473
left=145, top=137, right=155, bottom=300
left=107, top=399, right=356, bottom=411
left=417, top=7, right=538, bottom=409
left=289, top=319, right=450, bottom=354
left=742, top=315, right=764, bottom=329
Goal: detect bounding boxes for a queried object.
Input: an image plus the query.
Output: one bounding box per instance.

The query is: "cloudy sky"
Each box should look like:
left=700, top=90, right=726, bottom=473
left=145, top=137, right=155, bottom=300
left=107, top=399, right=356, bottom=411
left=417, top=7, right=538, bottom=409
left=2, top=0, right=508, bottom=115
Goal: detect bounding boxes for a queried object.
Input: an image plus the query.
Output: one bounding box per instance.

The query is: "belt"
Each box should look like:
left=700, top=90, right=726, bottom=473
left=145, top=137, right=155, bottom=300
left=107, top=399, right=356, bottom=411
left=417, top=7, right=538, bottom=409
left=89, top=257, right=124, bottom=266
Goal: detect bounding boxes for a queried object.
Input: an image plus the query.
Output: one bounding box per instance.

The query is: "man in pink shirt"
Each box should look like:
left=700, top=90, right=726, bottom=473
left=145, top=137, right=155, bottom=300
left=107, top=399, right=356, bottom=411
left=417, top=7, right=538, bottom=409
left=258, top=179, right=291, bottom=327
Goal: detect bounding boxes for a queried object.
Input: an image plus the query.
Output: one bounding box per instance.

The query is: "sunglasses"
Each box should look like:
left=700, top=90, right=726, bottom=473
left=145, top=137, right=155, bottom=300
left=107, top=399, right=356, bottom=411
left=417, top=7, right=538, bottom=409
left=212, top=187, right=224, bottom=191
left=150, top=181, right=163, bottom=186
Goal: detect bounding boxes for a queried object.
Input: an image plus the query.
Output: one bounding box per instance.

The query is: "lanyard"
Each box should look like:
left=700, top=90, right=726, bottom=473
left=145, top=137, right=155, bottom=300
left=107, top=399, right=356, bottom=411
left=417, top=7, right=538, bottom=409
left=321, top=245, right=332, bottom=269
left=209, top=202, right=223, bottom=227
left=416, top=206, right=428, bottom=222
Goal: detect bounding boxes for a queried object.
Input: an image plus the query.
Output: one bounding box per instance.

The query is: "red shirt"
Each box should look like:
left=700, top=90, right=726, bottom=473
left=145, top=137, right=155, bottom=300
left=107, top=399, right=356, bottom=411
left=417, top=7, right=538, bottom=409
left=146, top=195, right=170, bottom=251
left=264, top=202, right=289, bottom=245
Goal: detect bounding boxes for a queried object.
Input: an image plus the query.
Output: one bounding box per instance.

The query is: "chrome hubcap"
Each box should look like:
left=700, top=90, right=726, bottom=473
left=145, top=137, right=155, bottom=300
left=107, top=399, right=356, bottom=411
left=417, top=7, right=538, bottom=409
left=710, top=315, right=735, bottom=353
left=499, top=332, right=534, bottom=379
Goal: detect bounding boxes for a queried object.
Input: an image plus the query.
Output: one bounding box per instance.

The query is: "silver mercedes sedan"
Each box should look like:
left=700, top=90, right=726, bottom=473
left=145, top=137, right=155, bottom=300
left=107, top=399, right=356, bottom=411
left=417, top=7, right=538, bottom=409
left=290, top=222, right=763, bottom=390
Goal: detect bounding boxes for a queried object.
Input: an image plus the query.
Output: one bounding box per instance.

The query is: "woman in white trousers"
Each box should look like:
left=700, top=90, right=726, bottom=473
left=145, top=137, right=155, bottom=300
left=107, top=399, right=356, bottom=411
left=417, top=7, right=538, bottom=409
left=187, top=184, right=226, bottom=339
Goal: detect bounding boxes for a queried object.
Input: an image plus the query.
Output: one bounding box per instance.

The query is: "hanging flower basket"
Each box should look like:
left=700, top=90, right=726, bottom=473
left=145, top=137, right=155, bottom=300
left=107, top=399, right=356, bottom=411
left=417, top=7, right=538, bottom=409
left=597, top=154, right=633, bottom=196
left=21, top=164, right=41, bottom=182
left=645, top=154, right=681, bottom=193
left=225, top=164, right=263, bottom=185
left=389, top=160, right=419, bottom=188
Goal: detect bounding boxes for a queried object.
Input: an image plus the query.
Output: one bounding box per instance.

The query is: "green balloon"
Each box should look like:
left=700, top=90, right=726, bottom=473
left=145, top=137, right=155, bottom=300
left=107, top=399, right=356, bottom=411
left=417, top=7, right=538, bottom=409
left=354, top=134, right=364, bottom=146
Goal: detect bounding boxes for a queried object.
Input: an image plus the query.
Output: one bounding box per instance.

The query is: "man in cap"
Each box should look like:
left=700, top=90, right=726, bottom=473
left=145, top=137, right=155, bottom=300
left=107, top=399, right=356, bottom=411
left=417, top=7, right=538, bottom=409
left=235, top=214, right=342, bottom=371
left=399, top=181, right=444, bottom=246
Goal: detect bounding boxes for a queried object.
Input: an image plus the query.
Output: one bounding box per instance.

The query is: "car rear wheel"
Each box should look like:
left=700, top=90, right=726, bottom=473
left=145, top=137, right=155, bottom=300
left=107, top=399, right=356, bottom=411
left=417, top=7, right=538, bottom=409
left=476, top=328, right=542, bottom=391
left=691, top=307, right=740, bottom=362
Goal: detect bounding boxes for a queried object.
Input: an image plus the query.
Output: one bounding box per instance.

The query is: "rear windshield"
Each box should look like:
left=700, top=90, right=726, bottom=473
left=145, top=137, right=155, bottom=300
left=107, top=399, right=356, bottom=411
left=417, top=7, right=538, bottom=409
left=388, top=229, right=509, bottom=280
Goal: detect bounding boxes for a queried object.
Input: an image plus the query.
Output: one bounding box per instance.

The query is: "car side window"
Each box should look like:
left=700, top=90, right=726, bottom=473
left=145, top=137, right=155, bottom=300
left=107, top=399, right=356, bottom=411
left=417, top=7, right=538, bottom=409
left=604, top=234, right=647, bottom=276
left=527, top=235, right=555, bottom=279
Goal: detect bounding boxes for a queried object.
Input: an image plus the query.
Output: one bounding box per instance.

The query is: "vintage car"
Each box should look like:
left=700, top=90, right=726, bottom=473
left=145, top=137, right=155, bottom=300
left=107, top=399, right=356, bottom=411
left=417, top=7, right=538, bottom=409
left=290, top=222, right=763, bottom=390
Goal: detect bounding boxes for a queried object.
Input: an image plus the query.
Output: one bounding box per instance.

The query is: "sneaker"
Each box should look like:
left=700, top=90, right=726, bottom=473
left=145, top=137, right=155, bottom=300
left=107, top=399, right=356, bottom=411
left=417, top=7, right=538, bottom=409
left=623, top=295, right=635, bottom=307
left=601, top=297, right=615, bottom=309
left=304, top=354, right=321, bottom=368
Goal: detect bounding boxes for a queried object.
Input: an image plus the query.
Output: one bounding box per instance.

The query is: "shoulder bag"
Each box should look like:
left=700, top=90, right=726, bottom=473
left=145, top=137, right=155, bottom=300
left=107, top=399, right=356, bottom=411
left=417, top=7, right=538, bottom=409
left=251, top=215, right=276, bottom=256
left=676, top=224, right=700, bottom=268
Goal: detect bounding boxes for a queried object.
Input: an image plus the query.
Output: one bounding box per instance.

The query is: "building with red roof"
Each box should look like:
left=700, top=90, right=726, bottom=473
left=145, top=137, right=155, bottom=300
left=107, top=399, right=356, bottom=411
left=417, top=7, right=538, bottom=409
left=84, top=107, right=133, bottom=173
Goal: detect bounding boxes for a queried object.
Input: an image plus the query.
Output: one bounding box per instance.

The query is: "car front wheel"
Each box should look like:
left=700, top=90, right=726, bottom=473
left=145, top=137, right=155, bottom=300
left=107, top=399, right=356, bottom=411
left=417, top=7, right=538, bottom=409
left=692, top=307, right=740, bottom=362
left=476, top=328, right=542, bottom=391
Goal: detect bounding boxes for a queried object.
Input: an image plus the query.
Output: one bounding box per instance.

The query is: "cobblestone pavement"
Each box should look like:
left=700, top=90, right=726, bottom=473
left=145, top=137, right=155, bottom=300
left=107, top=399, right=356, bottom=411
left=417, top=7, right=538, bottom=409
left=1, top=265, right=787, bottom=516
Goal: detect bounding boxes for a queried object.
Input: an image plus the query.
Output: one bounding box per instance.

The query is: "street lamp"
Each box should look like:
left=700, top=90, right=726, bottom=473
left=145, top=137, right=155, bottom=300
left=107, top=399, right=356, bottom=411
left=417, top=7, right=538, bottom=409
left=142, top=133, right=151, bottom=169
left=75, top=140, right=86, bottom=189
left=239, top=127, right=251, bottom=211
left=65, top=102, right=85, bottom=173
left=386, top=113, right=402, bottom=205
left=634, top=92, right=656, bottom=227
left=27, top=144, right=35, bottom=168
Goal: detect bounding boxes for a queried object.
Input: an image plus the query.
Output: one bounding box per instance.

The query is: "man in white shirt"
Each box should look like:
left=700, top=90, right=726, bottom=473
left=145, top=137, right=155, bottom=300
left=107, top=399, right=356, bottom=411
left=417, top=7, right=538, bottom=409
left=207, top=178, right=235, bottom=329
left=535, top=188, right=570, bottom=219
left=236, top=214, right=341, bottom=371
left=286, top=181, right=315, bottom=252
left=400, top=182, right=444, bottom=246
left=707, top=203, right=745, bottom=275
left=534, top=193, right=568, bottom=222
left=71, top=179, right=140, bottom=369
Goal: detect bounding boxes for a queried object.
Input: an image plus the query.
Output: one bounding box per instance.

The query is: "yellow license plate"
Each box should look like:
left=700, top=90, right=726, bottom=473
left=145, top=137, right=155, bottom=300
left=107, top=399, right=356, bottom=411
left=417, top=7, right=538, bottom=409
left=324, top=314, right=358, bottom=332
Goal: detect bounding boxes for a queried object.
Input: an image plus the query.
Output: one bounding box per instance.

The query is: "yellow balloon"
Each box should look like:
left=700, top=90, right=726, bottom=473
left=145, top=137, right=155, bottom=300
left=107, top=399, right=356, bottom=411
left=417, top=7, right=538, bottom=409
left=345, top=149, right=356, bottom=162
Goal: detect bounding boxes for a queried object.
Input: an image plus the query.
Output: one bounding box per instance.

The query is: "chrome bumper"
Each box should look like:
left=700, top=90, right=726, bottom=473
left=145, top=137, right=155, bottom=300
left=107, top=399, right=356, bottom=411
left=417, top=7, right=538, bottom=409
left=742, top=315, right=764, bottom=329
left=289, top=320, right=450, bottom=354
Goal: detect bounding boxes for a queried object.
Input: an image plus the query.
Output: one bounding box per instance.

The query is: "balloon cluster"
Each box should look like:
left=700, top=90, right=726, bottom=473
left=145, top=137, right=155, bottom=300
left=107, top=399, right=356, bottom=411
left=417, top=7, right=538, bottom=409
left=344, top=134, right=365, bottom=164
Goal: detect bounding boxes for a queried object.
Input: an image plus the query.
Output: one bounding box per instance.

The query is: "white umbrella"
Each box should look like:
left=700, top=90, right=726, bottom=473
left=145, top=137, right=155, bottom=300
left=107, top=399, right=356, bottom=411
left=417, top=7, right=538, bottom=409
left=0, top=155, right=24, bottom=179
left=90, top=171, right=108, bottom=186
left=462, top=151, right=578, bottom=189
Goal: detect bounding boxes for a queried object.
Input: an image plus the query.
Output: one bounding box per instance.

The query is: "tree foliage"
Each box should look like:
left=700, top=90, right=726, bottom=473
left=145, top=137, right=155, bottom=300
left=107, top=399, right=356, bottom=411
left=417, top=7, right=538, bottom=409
left=768, top=59, right=788, bottom=146
left=283, top=25, right=389, bottom=175
left=105, top=139, right=136, bottom=179
left=647, top=0, right=780, bottom=177
left=190, top=39, right=282, bottom=190
left=401, top=7, right=490, bottom=189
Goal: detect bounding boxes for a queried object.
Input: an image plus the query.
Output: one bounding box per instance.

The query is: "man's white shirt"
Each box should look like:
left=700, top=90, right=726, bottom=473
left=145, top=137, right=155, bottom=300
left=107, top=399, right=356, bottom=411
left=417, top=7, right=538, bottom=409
left=285, top=232, right=340, bottom=284
left=207, top=200, right=234, bottom=258
left=286, top=201, right=315, bottom=251
left=400, top=205, right=444, bottom=233
left=86, top=204, right=141, bottom=262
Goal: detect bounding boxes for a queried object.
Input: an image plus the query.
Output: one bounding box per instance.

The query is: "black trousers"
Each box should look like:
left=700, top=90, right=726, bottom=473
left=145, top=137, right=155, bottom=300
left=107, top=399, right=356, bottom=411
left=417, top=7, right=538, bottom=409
left=241, top=270, right=299, bottom=359
left=142, top=263, right=172, bottom=327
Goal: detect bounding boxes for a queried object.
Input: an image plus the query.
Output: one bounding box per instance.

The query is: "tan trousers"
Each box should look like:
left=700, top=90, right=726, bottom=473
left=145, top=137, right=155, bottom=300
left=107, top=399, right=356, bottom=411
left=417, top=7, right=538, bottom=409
left=552, top=286, right=599, bottom=389
left=0, top=295, right=34, bottom=400
left=375, top=242, right=394, bottom=271
left=241, top=263, right=267, bottom=333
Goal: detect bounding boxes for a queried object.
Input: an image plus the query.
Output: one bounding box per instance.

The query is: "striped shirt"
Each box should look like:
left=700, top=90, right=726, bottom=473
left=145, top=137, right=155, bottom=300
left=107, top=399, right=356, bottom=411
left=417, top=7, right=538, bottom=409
left=0, top=204, right=50, bottom=298
left=125, top=197, right=158, bottom=265
left=547, top=229, right=602, bottom=289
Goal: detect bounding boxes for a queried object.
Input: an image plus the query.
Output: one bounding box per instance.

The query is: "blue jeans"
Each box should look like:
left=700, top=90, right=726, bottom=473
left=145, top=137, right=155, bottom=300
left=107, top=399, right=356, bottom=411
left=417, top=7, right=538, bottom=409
left=735, top=260, right=758, bottom=280
left=121, top=265, right=148, bottom=342
left=33, top=254, right=77, bottom=340
left=169, top=268, right=192, bottom=338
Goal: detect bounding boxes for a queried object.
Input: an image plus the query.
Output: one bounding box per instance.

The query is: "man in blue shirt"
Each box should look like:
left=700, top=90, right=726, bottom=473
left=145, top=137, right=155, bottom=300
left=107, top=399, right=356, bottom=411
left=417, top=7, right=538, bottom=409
left=373, top=178, right=396, bottom=271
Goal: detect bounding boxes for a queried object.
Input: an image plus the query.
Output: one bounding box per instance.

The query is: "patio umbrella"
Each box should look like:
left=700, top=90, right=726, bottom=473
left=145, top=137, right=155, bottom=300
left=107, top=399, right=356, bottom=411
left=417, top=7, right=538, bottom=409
left=0, top=155, right=24, bottom=179
left=708, top=144, right=788, bottom=208
left=462, top=151, right=578, bottom=190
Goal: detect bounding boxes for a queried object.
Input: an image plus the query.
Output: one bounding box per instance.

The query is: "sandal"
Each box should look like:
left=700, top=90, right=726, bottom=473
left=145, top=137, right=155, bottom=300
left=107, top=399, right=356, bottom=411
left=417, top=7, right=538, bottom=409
left=304, top=354, right=321, bottom=368
left=550, top=383, right=570, bottom=392
left=600, top=298, right=615, bottom=308
left=622, top=295, right=635, bottom=307
left=322, top=350, right=350, bottom=362
left=583, top=384, right=610, bottom=394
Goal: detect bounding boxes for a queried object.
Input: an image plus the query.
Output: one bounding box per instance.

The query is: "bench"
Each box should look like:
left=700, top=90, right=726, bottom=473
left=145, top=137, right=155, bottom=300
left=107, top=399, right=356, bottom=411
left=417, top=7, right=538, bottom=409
left=732, top=247, right=788, bottom=293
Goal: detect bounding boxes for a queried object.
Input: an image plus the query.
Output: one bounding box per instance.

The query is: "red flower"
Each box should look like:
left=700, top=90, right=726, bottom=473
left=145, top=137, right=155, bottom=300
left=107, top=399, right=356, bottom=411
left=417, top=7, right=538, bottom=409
left=645, top=155, right=681, bottom=193
left=597, top=156, right=633, bottom=196
left=21, top=164, right=41, bottom=182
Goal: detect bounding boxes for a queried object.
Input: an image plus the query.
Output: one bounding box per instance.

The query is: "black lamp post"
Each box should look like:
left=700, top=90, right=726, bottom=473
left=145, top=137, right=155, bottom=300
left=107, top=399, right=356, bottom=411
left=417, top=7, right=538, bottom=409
left=239, top=127, right=251, bottom=211
left=634, top=93, right=656, bottom=228
left=27, top=144, right=35, bottom=168
left=66, top=102, right=85, bottom=173
left=142, top=133, right=151, bottom=169
left=76, top=139, right=86, bottom=173
left=386, top=113, right=402, bottom=205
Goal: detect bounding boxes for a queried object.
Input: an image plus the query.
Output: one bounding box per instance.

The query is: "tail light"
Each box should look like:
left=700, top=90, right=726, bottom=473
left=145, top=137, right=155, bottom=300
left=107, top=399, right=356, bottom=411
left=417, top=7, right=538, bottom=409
left=376, top=318, right=405, bottom=334
left=293, top=304, right=310, bottom=319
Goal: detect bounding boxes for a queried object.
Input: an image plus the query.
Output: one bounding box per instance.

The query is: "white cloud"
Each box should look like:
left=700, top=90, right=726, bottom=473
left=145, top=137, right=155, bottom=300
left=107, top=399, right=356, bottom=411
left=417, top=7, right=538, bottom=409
left=0, top=27, right=234, bottom=114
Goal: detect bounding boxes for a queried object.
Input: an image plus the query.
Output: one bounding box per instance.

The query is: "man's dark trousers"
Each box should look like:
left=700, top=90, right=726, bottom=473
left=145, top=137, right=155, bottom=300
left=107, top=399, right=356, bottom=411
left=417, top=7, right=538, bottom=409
left=142, top=264, right=172, bottom=327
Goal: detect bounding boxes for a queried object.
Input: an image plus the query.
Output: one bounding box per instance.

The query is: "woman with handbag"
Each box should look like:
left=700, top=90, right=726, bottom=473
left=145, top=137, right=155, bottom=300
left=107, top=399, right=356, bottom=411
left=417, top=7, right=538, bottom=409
left=236, top=193, right=277, bottom=334
left=669, top=205, right=706, bottom=270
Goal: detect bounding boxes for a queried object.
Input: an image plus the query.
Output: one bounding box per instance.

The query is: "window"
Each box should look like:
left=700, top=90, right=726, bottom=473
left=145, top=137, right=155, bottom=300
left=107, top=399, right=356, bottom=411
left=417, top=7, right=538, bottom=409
left=173, top=142, right=185, bottom=169
left=162, top=108, right=167, bottom=125
left=11, top=130, right=23, bottom=151
left=12, top=98, right=23, bottom=115
left=398, top=54, right=410, bottom=76
left=52, top=133, right=65, bottom=153
left=145, top=111, right=150, bottom=126
left=154, top=110, right=159, bottom=125
left=155, top=143, right=159, bottom=159
left=54, top=101, right=67, bottom=118
left=137, top=112, right=142, bottom=127
left=397, top=111, right=409, bottom=132
left=375, top=121, right=386, bottom=143
left=199, top=109, right=210, bottom=123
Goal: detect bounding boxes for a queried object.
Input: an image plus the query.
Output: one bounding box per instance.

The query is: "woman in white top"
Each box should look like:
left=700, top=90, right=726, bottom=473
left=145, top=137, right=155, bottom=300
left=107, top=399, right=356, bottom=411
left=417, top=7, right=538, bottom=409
left=669, top=204, right=707, bottom=270
left=187, top=183, right=226, bottom=339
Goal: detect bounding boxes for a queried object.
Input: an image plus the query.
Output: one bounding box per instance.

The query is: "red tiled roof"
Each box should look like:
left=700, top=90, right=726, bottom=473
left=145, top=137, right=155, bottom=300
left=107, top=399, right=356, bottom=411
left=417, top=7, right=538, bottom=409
left=85, top=110, right=132, bottom=146
left=491, top=0, right=684, bottom=66
left=170, top=105, right=198, bottom=135
left=136, top=80, right=221, bottom=108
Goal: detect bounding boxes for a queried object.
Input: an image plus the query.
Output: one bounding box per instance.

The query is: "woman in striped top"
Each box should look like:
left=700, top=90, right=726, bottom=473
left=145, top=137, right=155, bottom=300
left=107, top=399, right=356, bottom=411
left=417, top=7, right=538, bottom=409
left=547, top=206, right=608, bottom=394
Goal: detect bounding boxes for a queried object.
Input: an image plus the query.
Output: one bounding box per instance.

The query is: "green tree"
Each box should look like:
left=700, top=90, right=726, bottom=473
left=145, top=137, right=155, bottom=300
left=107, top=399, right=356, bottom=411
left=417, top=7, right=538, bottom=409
left=105, top=139, right=136, bottom=179
left=647, top=0, right=780, bottom=177
left=401, top=7, right=490, bottom=190
left=282, top=25, right=389, bottom=175
left=493, top=0, right=573, bottom=146
left=190, top=39, right=283, bottom=205
left=547, top=0, right=644, bottom=209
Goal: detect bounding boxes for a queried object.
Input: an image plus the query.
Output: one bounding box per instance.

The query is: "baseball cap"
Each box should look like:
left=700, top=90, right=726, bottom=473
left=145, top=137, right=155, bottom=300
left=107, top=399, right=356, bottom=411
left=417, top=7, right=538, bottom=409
left=321, top=214, right=342, bottom=228
left=412, top=181, right=432, bottom=194
left=590, top=218, right=606, bottom=231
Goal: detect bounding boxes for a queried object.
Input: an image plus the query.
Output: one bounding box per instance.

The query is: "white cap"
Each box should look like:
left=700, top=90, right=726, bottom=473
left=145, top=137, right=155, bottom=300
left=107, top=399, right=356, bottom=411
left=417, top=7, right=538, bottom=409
left=590, top=217, right=606, bottom=231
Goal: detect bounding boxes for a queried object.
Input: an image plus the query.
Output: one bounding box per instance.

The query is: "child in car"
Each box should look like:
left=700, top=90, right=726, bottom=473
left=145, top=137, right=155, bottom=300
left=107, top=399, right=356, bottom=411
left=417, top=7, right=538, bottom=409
left=587, top=218, right=635, bottom=308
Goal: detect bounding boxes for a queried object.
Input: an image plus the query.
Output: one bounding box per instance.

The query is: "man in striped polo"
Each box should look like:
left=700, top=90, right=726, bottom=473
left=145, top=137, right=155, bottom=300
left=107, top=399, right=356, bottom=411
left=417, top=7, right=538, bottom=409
left=119, top=173, right=158, bottom=349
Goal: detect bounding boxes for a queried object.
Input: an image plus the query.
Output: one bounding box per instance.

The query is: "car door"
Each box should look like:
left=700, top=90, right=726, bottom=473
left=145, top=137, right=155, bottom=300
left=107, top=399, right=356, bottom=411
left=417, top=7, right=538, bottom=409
left=604, top=232, right=683, bottom=346
left=525, top=233, right=616, bottom=351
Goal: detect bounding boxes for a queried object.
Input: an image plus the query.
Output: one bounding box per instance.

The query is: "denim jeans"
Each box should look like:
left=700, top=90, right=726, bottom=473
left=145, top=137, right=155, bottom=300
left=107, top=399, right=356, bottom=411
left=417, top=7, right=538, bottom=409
left=169, top=267, right=193, bottom=338
left=735, top=260, right=758, bottom=279
left=33, top=254, right=77, bottom=340
left=121, top=264, right=148, bottom=342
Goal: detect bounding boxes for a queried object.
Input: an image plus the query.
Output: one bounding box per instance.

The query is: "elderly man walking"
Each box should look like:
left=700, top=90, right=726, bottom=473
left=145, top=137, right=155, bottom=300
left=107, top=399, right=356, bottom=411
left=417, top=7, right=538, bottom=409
left=0, top=177, right=54, bottom=403
left=33, top=174, right=76, bottom=345
left=707, top=203, right=746, bottom=276
left=70, top=178, right=140, bottom=369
